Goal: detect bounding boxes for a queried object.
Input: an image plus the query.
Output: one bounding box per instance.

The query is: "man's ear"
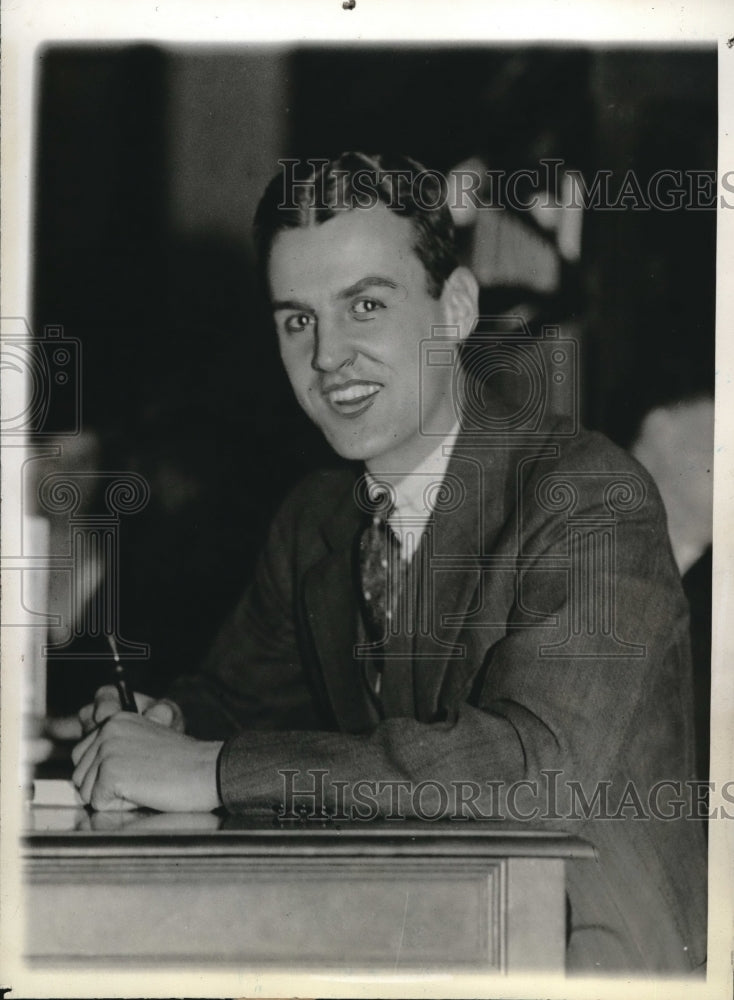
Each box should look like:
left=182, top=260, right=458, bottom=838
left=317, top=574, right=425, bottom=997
left=440, top=266, right=479, bottom=342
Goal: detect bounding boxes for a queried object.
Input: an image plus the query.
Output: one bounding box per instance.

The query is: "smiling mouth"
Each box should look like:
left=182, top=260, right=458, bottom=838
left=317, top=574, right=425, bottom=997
left=323, top=381, right=381, bottom=417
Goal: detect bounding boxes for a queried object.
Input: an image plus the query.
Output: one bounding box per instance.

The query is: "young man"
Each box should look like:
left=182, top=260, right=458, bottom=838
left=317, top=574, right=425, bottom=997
left=73, top=153, right=706, bottom=974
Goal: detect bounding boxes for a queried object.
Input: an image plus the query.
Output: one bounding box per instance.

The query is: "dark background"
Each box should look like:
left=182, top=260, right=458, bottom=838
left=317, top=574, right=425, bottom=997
left=31, top=45, right=716, bottom=717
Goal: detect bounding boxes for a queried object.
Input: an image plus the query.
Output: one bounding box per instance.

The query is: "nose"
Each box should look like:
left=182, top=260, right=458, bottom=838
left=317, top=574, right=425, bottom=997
left=311, top=315, right=354, bottom=373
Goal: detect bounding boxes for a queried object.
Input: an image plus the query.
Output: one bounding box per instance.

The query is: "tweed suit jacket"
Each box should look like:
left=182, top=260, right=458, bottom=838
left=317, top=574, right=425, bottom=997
left=169, top=417, right=707, bottom=975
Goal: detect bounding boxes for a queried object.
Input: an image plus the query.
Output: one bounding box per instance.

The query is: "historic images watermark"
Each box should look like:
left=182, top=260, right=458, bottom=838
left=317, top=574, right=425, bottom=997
left=276, top=157, right=729, bottom=212
left=278, top=768, right=731, bottom=823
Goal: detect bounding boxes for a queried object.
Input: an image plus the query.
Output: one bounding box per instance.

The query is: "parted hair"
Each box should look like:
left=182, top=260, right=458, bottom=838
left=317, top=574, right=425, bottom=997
left=253, top=152, right=458, bottom=299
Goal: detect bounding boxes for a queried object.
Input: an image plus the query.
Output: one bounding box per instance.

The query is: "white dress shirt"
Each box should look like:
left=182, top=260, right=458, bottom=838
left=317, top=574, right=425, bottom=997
left=366, top=423, right=460, bottom=562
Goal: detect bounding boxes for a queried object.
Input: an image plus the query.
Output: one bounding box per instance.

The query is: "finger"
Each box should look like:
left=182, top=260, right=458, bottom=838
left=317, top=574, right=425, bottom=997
left=45, top=714, right=83, bottom=741
left=71, top=723, right=102, bottom=767
left=94, top=684, right=119, bottom=700
left=88, top=761, right=138, bottom=812
left=93, top=685, right=123, bottom=726
left=146, top=698, right=184, bottom=732
left=91, top=790, right=138, bottom=812
left=78, top=703, right=96, bottom=735
left=143, top=701, right=173, bottom=726
left=93, top=698, right=121, bottom=726
left=73, top=712, right=142, bottom=771
left=77, top=750, right=101, bottom=806
left=73, top=739, right=102, bottom=800
left=89, top=807, right=140, bottom=830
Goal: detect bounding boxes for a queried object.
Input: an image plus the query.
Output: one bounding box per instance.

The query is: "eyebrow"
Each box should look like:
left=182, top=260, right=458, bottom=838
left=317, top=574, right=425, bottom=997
left=271, top=299, right=316, bottom=314
left=337, top=276, right=400, bottom=299
left=271, top=276, right=401, bottom=314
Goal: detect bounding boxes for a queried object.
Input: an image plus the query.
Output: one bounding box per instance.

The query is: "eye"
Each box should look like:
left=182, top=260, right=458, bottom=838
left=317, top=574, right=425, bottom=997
left=351, top=298, right=384, bottom=318
left=282, top=312, right=314, bottom=335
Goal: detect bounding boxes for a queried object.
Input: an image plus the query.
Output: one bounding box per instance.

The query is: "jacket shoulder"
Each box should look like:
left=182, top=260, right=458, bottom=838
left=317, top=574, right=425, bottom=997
left=520, top=423, right=676, bottom=567
left=277, top=466, right=356, bottom=519
left=268, top=465, right=358, bottom=556
left=557, top=427, right=666, bottom=513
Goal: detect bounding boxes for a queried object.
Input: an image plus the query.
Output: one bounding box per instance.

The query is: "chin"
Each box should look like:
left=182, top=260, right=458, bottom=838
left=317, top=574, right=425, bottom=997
left=324, top=438, right=377, bottom=463
left=320, top=427, right=389, bottom=464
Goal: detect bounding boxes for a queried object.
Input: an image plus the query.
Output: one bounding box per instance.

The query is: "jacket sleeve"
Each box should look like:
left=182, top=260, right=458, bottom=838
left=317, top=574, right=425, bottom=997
left=165, top=479, right=323, bottom=739
left=215, top=444, right=695, bottom=821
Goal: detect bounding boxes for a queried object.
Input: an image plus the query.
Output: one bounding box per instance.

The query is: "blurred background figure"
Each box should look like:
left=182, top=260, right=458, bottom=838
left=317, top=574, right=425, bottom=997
left=631, top=393, right=714, bottom=784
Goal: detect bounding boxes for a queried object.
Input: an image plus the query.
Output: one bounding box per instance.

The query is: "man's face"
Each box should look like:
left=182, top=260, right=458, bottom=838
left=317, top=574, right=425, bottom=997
left=268, top=204, right=461, bottom=475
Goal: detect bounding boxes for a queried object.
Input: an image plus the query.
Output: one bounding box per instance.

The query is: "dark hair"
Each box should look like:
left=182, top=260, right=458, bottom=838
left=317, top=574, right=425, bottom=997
left=253, top=152, right=458, bottom=298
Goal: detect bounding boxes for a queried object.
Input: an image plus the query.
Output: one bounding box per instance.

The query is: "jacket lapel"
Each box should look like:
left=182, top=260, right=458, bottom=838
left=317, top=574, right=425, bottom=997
left=300, top=428, right=523, bottom=728
left=301, top=471, right=376, bottom=733
left=412, top=435, right=515, bottom=721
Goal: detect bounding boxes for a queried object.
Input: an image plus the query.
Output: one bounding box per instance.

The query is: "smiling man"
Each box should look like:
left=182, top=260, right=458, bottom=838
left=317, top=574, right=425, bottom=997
left=267, top=189, right=477, bottom=473
left=74, top=153, right=706, bottom=975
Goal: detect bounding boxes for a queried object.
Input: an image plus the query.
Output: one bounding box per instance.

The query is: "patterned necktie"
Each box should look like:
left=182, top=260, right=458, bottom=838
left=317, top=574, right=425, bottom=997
left=358, top=490, right=400, bottom=697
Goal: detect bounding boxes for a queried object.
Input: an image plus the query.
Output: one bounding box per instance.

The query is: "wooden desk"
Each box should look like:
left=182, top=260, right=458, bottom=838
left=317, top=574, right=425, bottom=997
left=25, top=810, right=593, bottom=973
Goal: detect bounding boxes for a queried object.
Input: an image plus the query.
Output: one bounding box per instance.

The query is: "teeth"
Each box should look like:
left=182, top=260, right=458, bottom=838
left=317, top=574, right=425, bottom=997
left=329, top=384, right=379, bottom=404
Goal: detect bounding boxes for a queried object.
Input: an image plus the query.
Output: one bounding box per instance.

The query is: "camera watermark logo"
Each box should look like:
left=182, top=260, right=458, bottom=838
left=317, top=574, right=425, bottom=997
left=1, top=318, right=151, bottom=691
left=534, top=471, right=647, bottom=658
left=1, top=317, right=81, bottom=438
left=350, top=318, right=645, bottom=661
left=36, top=472, right=151, bottom=658
left=420, top=316, right=579, bottom=439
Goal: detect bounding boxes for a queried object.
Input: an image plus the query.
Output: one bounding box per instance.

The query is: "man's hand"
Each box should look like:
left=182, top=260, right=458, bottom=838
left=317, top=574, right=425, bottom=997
left=80, top=809, right=222, bottom=833
left=78, top=685, right=185, bottom=735
left=71, top=713, right=223, bottom=812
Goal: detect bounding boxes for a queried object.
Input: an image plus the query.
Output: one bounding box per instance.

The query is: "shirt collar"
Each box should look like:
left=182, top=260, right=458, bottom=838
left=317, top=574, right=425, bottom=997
left=365, top=422, right=460, bottom=524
